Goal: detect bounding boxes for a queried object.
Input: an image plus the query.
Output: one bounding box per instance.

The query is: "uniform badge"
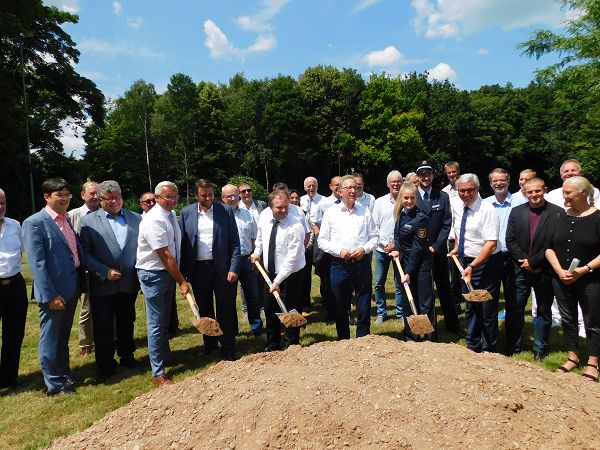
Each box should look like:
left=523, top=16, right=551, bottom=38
left=418, top=227, right=427, bottom=238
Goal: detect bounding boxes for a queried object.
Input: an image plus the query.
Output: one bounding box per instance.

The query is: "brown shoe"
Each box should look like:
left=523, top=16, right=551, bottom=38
left=79, top=347, right=92, bottom=358
left=152, top=375, right=174, bottom=387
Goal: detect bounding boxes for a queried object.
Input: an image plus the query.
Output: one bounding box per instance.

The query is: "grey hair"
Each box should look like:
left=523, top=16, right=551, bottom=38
left=303, top=176, right=318, bottom=189
left=386, top=170, right=403, bottom=184
left=339, top=174, right=356, bottom=189
left=0, top=188, right=5, bottom=197
left=563, top=176, right=594, bottom=204
left=456, top=173, right=480, bottom=189
left=154, top=181, right=178, bottom=195
left=98, top=180, right=121, bottom=197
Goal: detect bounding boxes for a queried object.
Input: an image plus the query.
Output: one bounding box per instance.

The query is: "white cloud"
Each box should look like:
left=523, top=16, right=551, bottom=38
left=80, top=71, right=108, bottom=81
left=126, top=16, right=144, bottom=30
left=112, top=1, right=122, bottom=15
left=203, top=20, right=277, bottom=60
left=411, top=0, right=565, bottom=39
left=354, top=0, right=382, bottom=13
left=247, top=35, right=277, bottom=53
left=43, top=0, right=79, bottom=13
left=78, top=38, right=166, bottom=59
left=58, top=119, right=88, bottom=158
left=427, top=62, right=457, bottom=81
left=476, top=48, right=489, bottom=56
left=363, top=46, right=403, bottom=67
left=234, top=0, right=290, bottom=32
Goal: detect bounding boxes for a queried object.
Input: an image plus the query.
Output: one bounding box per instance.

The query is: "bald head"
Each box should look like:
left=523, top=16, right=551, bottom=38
left=221, top=184, right=240, bottom=210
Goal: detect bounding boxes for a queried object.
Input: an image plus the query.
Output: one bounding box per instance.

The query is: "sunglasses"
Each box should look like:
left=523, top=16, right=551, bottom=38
left=458, top=188, right=477, bottom=194
left=240, top=189, right=252, bottom=194
left=141, top=199, right=156, bottom=205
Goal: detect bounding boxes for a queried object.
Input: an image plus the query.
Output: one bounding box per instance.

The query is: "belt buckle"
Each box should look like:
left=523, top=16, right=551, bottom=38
left=0, top=279, right=11, bottom=286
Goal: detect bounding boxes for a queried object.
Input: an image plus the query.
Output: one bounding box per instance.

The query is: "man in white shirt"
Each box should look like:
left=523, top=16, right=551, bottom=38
left=510, top=169, right=536, bottom=208
left=238, top=181, right=267, bottom=224
left=449, top=173, right=501, bottom=353
left=372, top=170, right=403, bottom=325
left=136, top=181, right=189, bottom=387
left=139, top=192, right=155, bottom=217
left=441, top=161, right=460, bottom=200
left=319, top=176, right=342, bottom=212
left=319, top=175, right=379, bottom=340
left=251, top=190, right=306, bottom=351
left=546, top=158, right=600, bottom=207
left=0, top=188, right=28, bottom=389
left=353, top=173, right=375, bottom=213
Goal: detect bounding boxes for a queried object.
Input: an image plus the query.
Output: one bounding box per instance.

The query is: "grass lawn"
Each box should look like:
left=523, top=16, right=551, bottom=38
left=0, top=259, right=577, bottom=449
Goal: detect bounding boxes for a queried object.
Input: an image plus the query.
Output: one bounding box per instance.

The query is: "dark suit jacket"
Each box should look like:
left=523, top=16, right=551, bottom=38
left=22, top=208, right=86, bottom=303
left=78, top=208, right=142, bottom=296
left=506, top=201, right=563, bottom=273
left=416, top=188, right=451, bottom=253
left=179, top=202, right=241, bottom=281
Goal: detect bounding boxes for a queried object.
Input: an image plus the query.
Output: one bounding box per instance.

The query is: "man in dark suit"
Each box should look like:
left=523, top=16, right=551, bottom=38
left=506, top=177, right=562, bottom=360
left=22, top=178, right=86, bottom=396
left=414, top=160, right=462, bottom=337
left=180, top=179, right=241, bottom=360
left=79, top=180, right=142, bottom=381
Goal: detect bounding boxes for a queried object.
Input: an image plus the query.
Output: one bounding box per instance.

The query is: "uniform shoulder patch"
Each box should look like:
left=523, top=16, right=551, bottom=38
left=417, top=227, right=427, bottom=239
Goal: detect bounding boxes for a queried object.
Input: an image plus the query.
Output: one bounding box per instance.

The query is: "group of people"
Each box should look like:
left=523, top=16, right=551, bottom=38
left=0, top=156, right=598, bottom=395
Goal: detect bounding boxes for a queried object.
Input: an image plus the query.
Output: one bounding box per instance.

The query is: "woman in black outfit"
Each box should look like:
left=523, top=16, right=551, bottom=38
left=546, top=176, right=600, bottom=382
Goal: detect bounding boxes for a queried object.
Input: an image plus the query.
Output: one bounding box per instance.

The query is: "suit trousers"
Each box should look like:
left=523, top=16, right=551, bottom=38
left=315, top=253, right=335, bottom=322
left=0, top=273, right=28, bottom=386
left=264, top=268, right=304, bottom=349
left=301, top=248, right=313, bottom=310
left=432, top=250, right=461, bottom=333
left=78, top=292, right=94, bottom=349
left=402, top=258, right=436, bottom=342
left=191, top=261, right=238, bottom=356
left=38, top=284, right=79, bottom=394
left=90, top=291, right=137, bottom=375
left=463, top=253, right=502, bottom=353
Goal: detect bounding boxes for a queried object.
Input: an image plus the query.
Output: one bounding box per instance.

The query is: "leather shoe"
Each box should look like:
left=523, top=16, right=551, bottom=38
left=534, top=352, right=545, bottom=361
left=120, top=356, right=139, bottom=368
left=152, top=375, right=174, bottom=387
left=197, top=347, right=216, bottom=358
left=264, top=343, right=280, bottom=352
left=46, top=387, right=76, bottom=397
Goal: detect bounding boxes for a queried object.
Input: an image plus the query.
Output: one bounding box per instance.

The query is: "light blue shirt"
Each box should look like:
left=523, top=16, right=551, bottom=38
left=484, top=192, right=513, bottom=252
left=234, top=206, right=257, bottom=256
left=105, top=209, right=127, bottom=250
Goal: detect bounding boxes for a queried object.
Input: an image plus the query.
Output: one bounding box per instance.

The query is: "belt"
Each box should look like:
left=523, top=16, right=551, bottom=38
left=0, top=273, right=21, bottom=286
left=241, top=254, right=251, bottom=258
left=332, top=256, right=360, bottom=265
left=196, top=260, right=213, bottom=265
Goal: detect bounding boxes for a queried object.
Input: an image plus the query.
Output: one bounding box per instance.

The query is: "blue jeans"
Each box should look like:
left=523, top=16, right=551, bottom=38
left=374, top=250, right=403, bottom=318
left=138, top=270, right=174, bottom=377
left=237, top=257, right=264, bottom=336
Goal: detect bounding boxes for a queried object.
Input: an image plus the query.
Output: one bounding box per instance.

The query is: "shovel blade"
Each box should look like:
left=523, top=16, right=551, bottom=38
left=407, top=314, right=435, bottom=335
left=279, top=310, right=307, bottom=328
left=463, top=289, right=493, bottom=302
left=193, top=317, right=224, bottom=336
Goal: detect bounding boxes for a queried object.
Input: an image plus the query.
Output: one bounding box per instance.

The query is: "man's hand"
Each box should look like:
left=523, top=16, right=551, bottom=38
left=389, top=250, right=400, bottom=259
left=227, top=272, right=238, bottom=283
left=429, top=246, right=436, bottom=254
left=349, top=247, right=366, bottom=260
left=340, top=248, right=351, bottom=260
left=269, top=282, right=280, bottom=294
left=383, top=243, right=395, bottom=253
left=250, top=253, right=260, bottom=264
left=462, top=265, right=473, bottom=283
left=179, top=280, right=190, bottom=296
left=401, top=273, right=410, bottom=284
left=49, top=296, right=66, bottom=310
left=106, top=268, right=122, bottom=281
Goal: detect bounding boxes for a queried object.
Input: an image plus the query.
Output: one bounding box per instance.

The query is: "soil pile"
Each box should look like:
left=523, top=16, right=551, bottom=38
left=51, top=335, right=600, bottom=449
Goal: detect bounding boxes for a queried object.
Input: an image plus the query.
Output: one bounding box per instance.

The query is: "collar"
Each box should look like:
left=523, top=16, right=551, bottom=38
left=464, top=196, right=481, bottom=211
left=197, top=204, right=214, bottom=214
left=45, top=205, right=67, bottom=221
left=491, top=192, right=512, bottom=207
left=418, top=187, right=432, bottom=198
left=103, top=208, right=124, bottom=220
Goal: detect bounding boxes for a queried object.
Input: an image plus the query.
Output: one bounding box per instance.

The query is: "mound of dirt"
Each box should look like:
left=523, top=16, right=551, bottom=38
left=52, top=335, right=600, bottom=449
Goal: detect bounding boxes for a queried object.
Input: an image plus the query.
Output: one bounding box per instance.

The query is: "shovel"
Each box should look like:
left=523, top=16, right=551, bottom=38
left=393, top=256, right=435, bottom=335
left=184, top=292, right=224, bottom=336
left=254, top=260, right=307, bottom=328
left=449, top=254, right=492, bottom=302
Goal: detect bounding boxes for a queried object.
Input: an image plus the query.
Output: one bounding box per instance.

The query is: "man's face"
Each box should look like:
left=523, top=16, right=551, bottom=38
left=290, top=192, right=300, bottom=206
left=271, top=195, right=289, bottom=221
left=490, top=172, right=509, bottom=196
left=400, top=189, right=416, bottom=210
left=197, top=186, right=215, bottom=210
left=417, top=170, right=434, bottom=190
left=518, top=172, right=534, bottom=190
left=304, top=179, right=317, bottom=197
left=330, top=177, right=341, bottom=197
left=0, top=193, right=6, bottom=219
left=156, top=186, right=179, bottom=211
left=221, top=186, right=240, bottom=209
left=239, top=184, right=253, bottom=204
left=457, top=181, right=478, bottom=206
left=140, top=194, right=156, bottom=213
left=44, top=189, right=72, bottom=215
left=525, top=181, right=546, bottom=208
left=100, top=191, right=123, bottom=216
left=560, top=162, right=580, bottom=181
left=341, top=178, right=358, bottom=207
left=388, top=175, right=402, bottom=196
left=354, top=177, right=364, bottom=196
left=82, top=184, right=99, bottom=210
left=445, top=166, right=459, bottom=184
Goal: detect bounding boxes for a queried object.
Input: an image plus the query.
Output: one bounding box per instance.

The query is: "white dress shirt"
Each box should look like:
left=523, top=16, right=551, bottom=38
left=355, top=192, right=375, bottom=213
left=136, top=204, right=181, bottom=270
left=451, top=196, right=499, bottom=258
left=511, top=191, right=527, bottom=208
left=442, top=183, right=459, bottom=200
left=0, top=218, right=23, bottom=278
left=239, top=201, right=260, bottom=224
left=318, top=194, right=339, bottom=213
left=234, top=207, right=257, bottom=256
left=253, top=215, right=306, bottom=285
left=371, top=194, right=396, bottom=252
left=196, top=204, right=214, bottom=261
left=258, top=203, right=310, bottom=234
left=300, top=193, right=324, bottom=225
left=318, top=202, right=379, bottom=257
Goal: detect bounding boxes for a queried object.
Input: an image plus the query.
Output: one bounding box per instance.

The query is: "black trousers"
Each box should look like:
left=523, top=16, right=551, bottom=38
left=90, top=291, right=137, bottom=375
left=315, top=253, right=335, bottom=322
left=301, top=248, right=313, bottom=310
left=0, top=273, right=28, bottom=386
left=432, top=250, right=461, bottom=333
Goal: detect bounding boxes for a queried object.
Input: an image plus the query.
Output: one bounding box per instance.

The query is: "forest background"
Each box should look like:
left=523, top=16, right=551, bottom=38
left=2, top=0, right=599, bottom=222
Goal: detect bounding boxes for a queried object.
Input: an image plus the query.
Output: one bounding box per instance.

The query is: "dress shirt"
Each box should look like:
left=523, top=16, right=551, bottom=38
left=45, top=205, right=80, bottom=268
left=300, top=193, right=324, bottom=225
left=239, top=201, right=260, bottom=224
left=234, top=207, right=256, bottom=256
left=484, top=192, right=513, bottom=252
left=136, top=204, right=181, bottom=270
left=511, top=191, right=528, bottom=207
left=318, top=194, right=339, bottom=213
left=0, top=217, right=23, bottom=277
left=418, top=187, right=433, bottom=203
left=318, top=202, right=379, bottom=257
left=371, top=193, right=397, bottom=252
left=442, top=183, right=459, bottom=200
left=355, top=192, right=375, bottom=213
left=258, top=204, right=310, bottom=234
left=451, top=196, right=499, bottom=258
left=254, top=215, right=306, bottom=285
left=546, top=186, right=600, bottom=210
left=196, top=204, right=214, bottom=261
left=104, top=209, right=127, bottom=250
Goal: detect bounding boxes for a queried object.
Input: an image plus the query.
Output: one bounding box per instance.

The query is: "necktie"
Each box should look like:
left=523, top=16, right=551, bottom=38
left=424, top=191, right=430, bottom=204
left=268, top=220, right=279, bottom=275
left=168, top=212, right=178, bottom=262
left=307, top=197, right=312, bottom=215
left=457, top=205, right=469, bottom=261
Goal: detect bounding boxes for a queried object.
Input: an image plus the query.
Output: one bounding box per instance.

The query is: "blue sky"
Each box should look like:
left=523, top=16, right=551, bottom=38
left=44, top=0, right=570, bottom=153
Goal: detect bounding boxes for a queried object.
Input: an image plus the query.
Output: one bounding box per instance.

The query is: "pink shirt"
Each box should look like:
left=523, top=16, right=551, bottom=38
left=45, top=205, right=80, bottom=268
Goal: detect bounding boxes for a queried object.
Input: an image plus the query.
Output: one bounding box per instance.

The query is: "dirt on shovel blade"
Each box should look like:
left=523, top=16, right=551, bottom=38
left=280, top=311, right=307, bottom=328
left=464, top=289, right=493, bottom=302
left=407, top=315, right=434, bottom=334
left=193, top=317, right=224, bottom=336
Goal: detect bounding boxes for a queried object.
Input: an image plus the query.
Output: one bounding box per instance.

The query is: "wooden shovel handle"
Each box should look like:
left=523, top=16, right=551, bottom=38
left=185, top=292, right=201, bottom=320
left=253, top=260, right=288, bottom=314
left=393, top=256, right=418, bottom=316
left=449, top=254, right=475, bottom=292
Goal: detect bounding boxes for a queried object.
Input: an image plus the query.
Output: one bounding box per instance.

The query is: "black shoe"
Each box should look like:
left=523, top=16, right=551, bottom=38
left=46, top=387, right=76, bottom=397
left=169, top=328, right=186, bottom=339
left=534, top=352, right=545, bottom=361
left=197, top=347, right=217, bottom=358
left=222, top=352, right=236, bottom=361
left=0, top=380, right=19, bottom=389
left=264, top=344, right=280, bottom=352
left=120, top=356, right=139, bottom=368
left=63, top=376, right=77, bottom=388
left=348, top=315, right=357, bottom=326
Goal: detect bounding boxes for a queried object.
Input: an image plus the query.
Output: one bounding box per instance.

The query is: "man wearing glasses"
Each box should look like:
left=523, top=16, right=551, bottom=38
left=23, top=178, right=86, bottom=395
left=136, top=181, right=188, bottom=386
left=238, top=182, right=267, bottom=225
left=79, top=180, right=142, bottom=382
left=449, top=174, right=501, bottom=353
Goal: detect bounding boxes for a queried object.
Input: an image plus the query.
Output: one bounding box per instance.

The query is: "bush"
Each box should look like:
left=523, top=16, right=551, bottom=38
left=228, top=175, right=269, bottom=201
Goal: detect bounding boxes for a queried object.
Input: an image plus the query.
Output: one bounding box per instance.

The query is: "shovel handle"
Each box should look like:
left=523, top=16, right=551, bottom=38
left=185, top=292, right=201, bottom=320
left=393, top=257, right=418, bottom=316
left=449, top=254, right=475, bottom=292
left=253, top=260, right=289, bottom=314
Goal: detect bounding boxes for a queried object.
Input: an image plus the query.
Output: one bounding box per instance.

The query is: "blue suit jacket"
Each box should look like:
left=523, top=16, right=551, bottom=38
left=78, top=208, right=142, bottom=296
left=22, top=209, right=86, bottom=304
left=416, top=188, right=452, bottom=253
left=179, top=202, right=241, bottom=281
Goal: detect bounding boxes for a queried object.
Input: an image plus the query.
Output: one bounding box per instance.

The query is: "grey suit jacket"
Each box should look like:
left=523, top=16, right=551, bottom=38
left=78, top=208, right=142, bottom=296
left=68, top=205, right=88, bottom=233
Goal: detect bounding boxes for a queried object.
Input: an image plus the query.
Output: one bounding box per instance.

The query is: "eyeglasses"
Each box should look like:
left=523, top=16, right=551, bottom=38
left=240, top=189, right=252, bottom=194
left=52, top=193, right=72, bottom=199
left=157, top=194, right=179, bottom=202
left=100, top=194, right=122, bottom=202
left=223, top=194, right=240, bottom=200
left=141, top=199, right=156, bottom=205
left=342, top=186, right=357, bottom=191
left=458, top=188, right=477, bottom=194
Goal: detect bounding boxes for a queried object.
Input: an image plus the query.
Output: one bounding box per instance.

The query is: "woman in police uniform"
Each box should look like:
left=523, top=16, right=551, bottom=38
left=390, top=182, right=436, bottom=341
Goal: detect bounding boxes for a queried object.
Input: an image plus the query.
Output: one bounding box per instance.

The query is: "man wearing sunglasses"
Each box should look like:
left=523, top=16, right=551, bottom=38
left=238, top=182, right=267, bottom=225
left=139, top=192, right=156, bottom=216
